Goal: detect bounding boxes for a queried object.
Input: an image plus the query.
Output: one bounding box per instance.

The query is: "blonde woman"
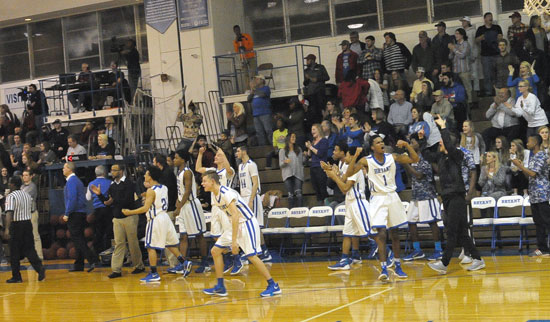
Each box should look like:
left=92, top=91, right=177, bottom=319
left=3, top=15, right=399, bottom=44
left=516, top=80, right=548, bottom=138
left=90, top=134, right=115, bottom=159
left=460, top=120, right=485, bottom=167
left=478, top=151, right=508, bottom=217
left=507, top=61, right=540, bottom=98
left=538, top=126, right=550, bottom=154
left=509, top=139, right=529, bottom=197
left=227, top=102, right=248, bottom=147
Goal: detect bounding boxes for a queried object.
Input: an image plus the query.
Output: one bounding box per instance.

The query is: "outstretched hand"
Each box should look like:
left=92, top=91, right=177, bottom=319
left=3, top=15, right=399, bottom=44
left=90, top=184, right=101, bottom=195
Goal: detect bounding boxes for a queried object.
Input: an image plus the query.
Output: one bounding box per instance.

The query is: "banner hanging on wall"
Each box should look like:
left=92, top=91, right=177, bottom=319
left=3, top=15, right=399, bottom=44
left=178, top=0, right=209, bottom=30
left=144, top=0, right=177, bottom=34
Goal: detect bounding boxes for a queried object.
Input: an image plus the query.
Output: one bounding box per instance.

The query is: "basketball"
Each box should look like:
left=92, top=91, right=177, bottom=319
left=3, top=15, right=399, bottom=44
left=68, top=247, right=77, bottom=259
left=56, top=247, right=67, bottom=259
left=84, top=227, right=94, bottom=239
left=86, top=213, right=95, bottom=224
left=50, top=242, right=61, bottom=252
left=66, top=241, right=75, bottom=250
left=43, top=248, right=55, bottom=260
left=66, top=230, right=71, bottom=239
left=49, top=215, right=58, bottom=226
left=56, top=229, right=66, bottom=240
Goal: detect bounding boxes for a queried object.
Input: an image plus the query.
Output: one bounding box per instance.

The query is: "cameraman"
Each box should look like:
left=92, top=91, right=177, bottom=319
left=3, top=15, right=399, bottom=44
left=233, top=25, right=256, bottom=92
left=28, top=84, right=48, bottom=140
left=120, top=39, right=140, bottom=99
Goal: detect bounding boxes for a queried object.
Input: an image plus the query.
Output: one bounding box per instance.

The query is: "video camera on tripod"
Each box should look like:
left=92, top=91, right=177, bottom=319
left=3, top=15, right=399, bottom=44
left=17, top=87, right=28, bottom=102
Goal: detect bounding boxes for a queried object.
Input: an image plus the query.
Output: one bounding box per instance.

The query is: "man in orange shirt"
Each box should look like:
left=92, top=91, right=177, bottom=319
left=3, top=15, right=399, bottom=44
left=233, top=25, right=256, bottom=92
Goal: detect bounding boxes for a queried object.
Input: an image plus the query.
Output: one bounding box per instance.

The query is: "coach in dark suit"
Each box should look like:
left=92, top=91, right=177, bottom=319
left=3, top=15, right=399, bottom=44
left=63, top=162, right=98, bottom=272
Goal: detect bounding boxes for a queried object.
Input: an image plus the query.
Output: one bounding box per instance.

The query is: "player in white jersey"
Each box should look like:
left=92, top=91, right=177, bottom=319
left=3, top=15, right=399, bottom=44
left=201, top=170, right=281, bottom=297
left=122, top=166, right=189, bottom=283
left=235, top=146, right=271, bottom=265
left=170, top=150, right=209, bottom=275
left=323, top=146, right=371, bottom=270
left=346, top=135, right=419, bottom=281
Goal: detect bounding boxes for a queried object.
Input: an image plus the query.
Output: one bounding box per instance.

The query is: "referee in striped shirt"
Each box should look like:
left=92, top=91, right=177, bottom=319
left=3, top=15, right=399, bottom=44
left=3, top=176, right=45, bottom=283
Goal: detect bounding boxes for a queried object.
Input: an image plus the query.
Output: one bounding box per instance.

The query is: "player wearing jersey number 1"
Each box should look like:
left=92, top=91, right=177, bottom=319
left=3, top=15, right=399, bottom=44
left=345, top=136, right=419, bottom=281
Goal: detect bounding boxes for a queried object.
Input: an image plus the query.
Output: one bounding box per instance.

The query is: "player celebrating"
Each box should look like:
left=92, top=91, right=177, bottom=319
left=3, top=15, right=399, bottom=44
left=201, top=170, right=281, bottom=297
left=323, top=146, right=370, bottom=270
left=346, top=136, right=419, bottom=281
left=170, top=150, right=208, bottom=276
left=122, top=166, right=190, bottom=283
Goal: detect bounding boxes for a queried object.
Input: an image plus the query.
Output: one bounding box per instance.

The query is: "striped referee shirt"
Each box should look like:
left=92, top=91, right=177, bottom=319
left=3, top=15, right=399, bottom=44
left=5, top=190, right=33, bottom=221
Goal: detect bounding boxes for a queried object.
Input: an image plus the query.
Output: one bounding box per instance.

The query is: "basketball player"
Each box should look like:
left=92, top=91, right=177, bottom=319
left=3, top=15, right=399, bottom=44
left=346, top=136, right=419, bottom=281
left=170, top=150, right=208, bottom=276
left=201, top=170, right=281, bottom=297
left=235, top=146, right=271, bottom=266
left=401, top=134, right=442, bottom=261
left=323, top=146, right=370, bottom=270
left=122, top=166, right=190, bottom=283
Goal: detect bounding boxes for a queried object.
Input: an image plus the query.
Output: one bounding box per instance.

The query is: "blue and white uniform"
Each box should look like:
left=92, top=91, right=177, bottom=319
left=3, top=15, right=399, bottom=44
left=366, top=153, right=407, bottom=231
left=145, top=184, right=179, bottom=249
left=213, top=185, right=262, bottom=257
left=207, top=167, right=234, bottom=237
left=343, top=168, right=371, bottom=237
left=407, top=156, right=441, bottom=223
left=176, top=167, right=206, bottom=236
left=239, top=159, right=264, bottom=227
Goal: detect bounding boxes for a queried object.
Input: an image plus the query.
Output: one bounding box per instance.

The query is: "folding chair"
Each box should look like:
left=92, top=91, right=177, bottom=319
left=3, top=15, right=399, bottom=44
left=519, top=196, right=535, bottom=250
left=327, top=205, right=346, bottom=255
left=471, top=197, right=496, bottom=246
left=303, top=206, right=332, bottom=254
left=261, top=208, right=289, bottom=256
left=492, top=196, right=523, bottom=250
left=279, top=207, right=308, bottom=255
left=257, top=63, right=276, bottom=89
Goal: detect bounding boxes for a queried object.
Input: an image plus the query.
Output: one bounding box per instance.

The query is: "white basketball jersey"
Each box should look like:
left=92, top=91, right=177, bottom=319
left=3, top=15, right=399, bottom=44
left=212, top=185, right=254, bottom=223
left=338, top=160, right=348, bottom=177
left=147, top=184, right=169, bottom=220
left=346, top=169, right=367, bottom=202
left=239, top=160, right=261, bottom=197
left=206, top=167, right=234, bottom=187
left=177, top=167, right=197, bottom=202
left=366, top=153, right=397, bottom=194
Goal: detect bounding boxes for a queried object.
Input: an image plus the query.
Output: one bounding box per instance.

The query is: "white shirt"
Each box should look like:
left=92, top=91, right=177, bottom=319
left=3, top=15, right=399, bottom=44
left=366, top=153, right=397, bottom=194
left=346, top=169, right=367, bottom=202
left=238, top=159, right=260, bottom=197
left=212, top=185, right=253, bottom=223
left=66, top=144, right=87, bottom=157
left=177, top=167, right=197, bottom=202
left=516, top=92, right=548, bottom=128
left=147, top=184, right=168, bottom=221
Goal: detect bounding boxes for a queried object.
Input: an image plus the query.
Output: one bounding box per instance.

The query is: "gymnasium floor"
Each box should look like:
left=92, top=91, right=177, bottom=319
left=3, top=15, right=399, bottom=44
left=1, top=253, right=549, bottom=321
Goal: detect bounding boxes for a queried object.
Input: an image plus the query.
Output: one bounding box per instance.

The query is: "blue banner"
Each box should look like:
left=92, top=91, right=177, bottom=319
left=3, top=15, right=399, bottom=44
left=144, top=0, right=177, bottom=34
left=178, top=0, right=209, bottom=30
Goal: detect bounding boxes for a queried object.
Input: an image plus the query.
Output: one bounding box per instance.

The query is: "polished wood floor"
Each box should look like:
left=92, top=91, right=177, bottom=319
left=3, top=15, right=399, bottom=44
left=1, top=255, right=549, bottom=321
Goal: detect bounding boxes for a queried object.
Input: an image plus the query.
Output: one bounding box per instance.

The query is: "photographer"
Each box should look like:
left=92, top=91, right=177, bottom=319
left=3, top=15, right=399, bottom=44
left=233, top=25, right=256, bottom=92
left=119, top=39, right=140, bottom=99
left=28, top=84, right=48, bottom=132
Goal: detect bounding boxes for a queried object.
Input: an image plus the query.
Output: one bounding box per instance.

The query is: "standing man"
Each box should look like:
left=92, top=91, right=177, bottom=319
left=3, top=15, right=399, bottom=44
left=424, top=117, right=485, bottom=274
left=121, top=39, right=141, bottom=99
left=511, top=134, right=550, bottom=257
left=412, top=31, right=436, bottom=80
left=460, top=16, right=480, bottom=94
left=176, top=100, right=203, bottom=153
left=21, top=170, right=42, bottom=260
left=3, top=176, right=45, bottom=283
left=247, top=75, right=273, bottom=146
left=382, top=32, right=412, bottom=77
left=303, top=54, right=330, bottom=127
left=476, top=12, right=503, bottom=97
left=387, top=90, right=413, bottom=139
left=410, top=67, right=434, bottom=102
left=358, top=35, right=383, bottom=81
left=432, top=22, right=453, bottom=76
left=441, top=73, right=467, bottom=131
left=335, top=40, right=359, bottom=85
left=349, top=31, right=366, bottom=55
left=27, top=84, right=48, bottom=135
left=63, top=162, right=98, bottom=272
left=86, top=166, right=112, bottom=254
left=233, top=25, right=256, bottom=92
left=507, top=11, right=528, bottom=55
left=90, top=164, right=144, bottom=278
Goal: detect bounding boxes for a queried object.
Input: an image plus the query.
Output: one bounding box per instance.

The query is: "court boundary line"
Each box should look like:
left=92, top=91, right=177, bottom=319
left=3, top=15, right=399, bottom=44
left=0, top=293, right=15, bottom=298
left=298, top=287, right=394, bottom=322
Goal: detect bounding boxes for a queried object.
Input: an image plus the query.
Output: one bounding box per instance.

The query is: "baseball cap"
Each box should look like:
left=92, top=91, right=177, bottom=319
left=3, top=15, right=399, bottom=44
left=304, top=54, right=316, bottom=61
left=459, top=16, right=471, bottom=22
left=417, top=67, right=425, bottom=73
left=509, top=11, right=521, bottom=18
left=53, top=119, right=61, bottom=124
left=432, top=90, right=443, bottom=96
left=254, top=74, right=265, bottom=80
left=339, top=40, right=350, bottom=46
left=435, top=21, right=446, bottom=28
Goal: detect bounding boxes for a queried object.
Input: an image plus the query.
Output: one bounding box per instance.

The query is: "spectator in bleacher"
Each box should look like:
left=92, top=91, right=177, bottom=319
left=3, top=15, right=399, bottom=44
left=278, top=97, right=306, bottom=150
left=226, top=102, right=247, bottom=148
left=192, top=135, right=215, bottom=168
left=414, top=81, right=434, bottom=112
left=49, top=119, right=68, bottom=158
left=460, top=121, right=486, bottom=177
left=516, top=80, right=548, bottom=138
left=335, top=40, right=359, bottom=85
left=266, top=119, right=287, bottom=170
left=494, top=136, right=510, bottom=165
left=89, top=134, right=115, bottom=160
left=0, top=116, right=13, bottom=144
left=121, top=39, right=141, bottom=98
left=86, top=165, right=112, bottom=254
left=247, top=75, right=273, bottom=146
left=306, top=124, right=329, bottom=206
left=412, top=31, right=435, bottom=81
left=508, top=61, right=540, bottom=98
left=526, top=15, right=548, bottom=53
left=338, top=70, right=370, bottom=111
left=482, top=88, right=522, bottom=149
left=21, top=153, right=39, bottom=175
left=358, top=35, right=383, bottom=81
left=421, top=112, right=442, bottom=151
left=461, top=16, right=480, bottom=93
left=321, top=120, right=339, bottom=163
left=508, top=12, right=528, bottom=55
left=387, top=90, right=413, bottom=139
left=408, top=106, right=430, bottom=138
left=104, top=117, right=119, bottom=145
left=388, top=71, right=411, bottom=101
left=0, top=145, right=12, bottom=174
left=476, top=12, right=504, bottom=97
left=177, top=100, right=203, bottom=152
left=80, top=121, right=97, bottom=148
left=21, top=169, right=41, bottom=260
left=410, top=67, right=433, bottom=103
left=215, top=130, right=233, bottom=167
left=538, top=126, right=550, bottom=154
left=382, top=32, right=412, bottom=77
left=20, top=109, right=37, bottom=146
left=441, top=72, right=467, bottom=130
left=279, top=133, right=304, bottom=208
left=68, top=63, right=96, bottom=112
left=495, top=39, right=519, bottom=90
left=509, top=139, right=529, bottom=196
left=98, top=61, right=126, bottom=108
left=23, top=143, right=38, bottom=162
left=478, top=151, right=508, bottom=218
left=511, top=134, right=550, bottom=257
left=434, top=61, right=454, bottom=90
left=340, top=113, right=364, bottom=148
left=433, top=22, right=453, bottom=73
left=373, top=69, right=390, bottom=110
left=27, top=84, right=48, bottom=133
left=322, top=100, right=340, bottom=122
left=324, top=142, right=347, bottom=210
left=66, top=134, right=87, bottom=160
left=10, top=134, right=23, bottom=161
left=303, top=54, right=330, bottom=127
left=36, top=142, right=57, bottom=168
left=1, top=104, right=18, bottom=132
left=449, top=28, right=473, bottom=109
left=431, top=90, right=455, bottom=127
left=349, top=31, right=365, bottom=55
left=370, top=109, right=397, bottom=146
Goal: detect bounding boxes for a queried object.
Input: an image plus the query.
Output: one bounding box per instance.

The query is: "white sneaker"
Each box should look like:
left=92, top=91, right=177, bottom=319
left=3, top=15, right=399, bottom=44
left=460, top=255, right=473, bottom=264
left=466, top=259, right=485, bottom=271
left=427, top=260, right=448, bottom=275
left=458, top=248, right=465, bottom=261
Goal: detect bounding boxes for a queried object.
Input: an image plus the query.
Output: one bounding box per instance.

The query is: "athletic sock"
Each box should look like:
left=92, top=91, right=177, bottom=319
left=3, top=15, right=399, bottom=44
left=342, top=253, right=350, bottom=260
left=434, top=241, right=442, bottom=252
left=395, top=258, right=401, bottom=265
left=351, top=249, right=359, bottom=257
left=267, top=278, right=275, bottom=286
left=151, top=266, right=157, bottom=274
left=217, top=278, right=224, bottom=287
left=177, top=255, right=185, bottom=263
left=413, top=242, right=421, bottom=252
left=261, top=244, right=267, bottom=252
left=380, top=261, right=387, bottom=269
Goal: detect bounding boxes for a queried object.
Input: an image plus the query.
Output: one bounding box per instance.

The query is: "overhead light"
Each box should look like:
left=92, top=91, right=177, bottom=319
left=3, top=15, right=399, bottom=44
left=267, top=1, right=277, bottom=8
left=347, top=23, right=364, bottom=29
left=304, top=0, right=319, bottom=3
left=24, top=18, right=32, bottom=21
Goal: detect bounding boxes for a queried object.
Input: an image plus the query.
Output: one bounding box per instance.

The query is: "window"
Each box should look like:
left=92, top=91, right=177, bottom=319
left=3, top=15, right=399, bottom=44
left=382, top=0, right=428, bottom=28
left=500, top=0, right=523, bottom=12
left=137, top=4, right=149, bottom=63
left=30, top=19, right=65, bottom=77
left=0, top=25, right=30, bottom=82
left=64, top=13, right=100, bottom=72
left=288, top=0, right=331, bottom=41
left=243, top=0, right=286, bottom=46
left=433, top=0, right=481, bottom=21
left=334, top=0, right=378, bottom=34
left=100, top=6, right=136, bottom=69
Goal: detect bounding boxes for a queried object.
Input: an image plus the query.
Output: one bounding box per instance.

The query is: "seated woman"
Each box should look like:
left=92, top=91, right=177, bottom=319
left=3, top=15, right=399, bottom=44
left=340, top=113, right=364, bottom=148
left=408, top=106, right=430, bottom=139
left=478, top=151, right=508, bottom=217
left=89, top=134, right=115, bottom=159
left=414, top=81, right=434, bottom=112
left=494, top=136, right=510, bottom=165
left=37, top=141, right=58, bottom=168
left=509, top=139, right=529, bottom=197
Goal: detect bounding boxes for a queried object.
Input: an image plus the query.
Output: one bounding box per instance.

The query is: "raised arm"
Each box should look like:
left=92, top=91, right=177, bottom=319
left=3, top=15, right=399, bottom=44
left=122, top=188, right=155, bottom=216
left=326, top=168, right=355, bottom=193
left=195, top=147, right=208, bottom=174
left=394, top=140, right=420, bottom=164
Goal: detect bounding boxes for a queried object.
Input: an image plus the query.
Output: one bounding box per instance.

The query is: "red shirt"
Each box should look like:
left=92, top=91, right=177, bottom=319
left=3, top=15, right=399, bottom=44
left=338, top=78, right=370, bottom=108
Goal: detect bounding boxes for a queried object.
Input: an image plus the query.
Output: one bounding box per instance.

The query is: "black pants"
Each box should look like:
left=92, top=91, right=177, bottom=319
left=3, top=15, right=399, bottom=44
left=481, top=125, right=523, bottom=150
left=453, top=104, right=468, bottom=133
left=531, top=201, right=550, bottom=252
left=9, top=220, right=43, bottom=279
left=441, top=193, right=481, bottom=266
left=310, top=166, right=328, bottom=203
left=68, top=212, right=97, bottom=268
left=92, top=207, right=113, bottom=254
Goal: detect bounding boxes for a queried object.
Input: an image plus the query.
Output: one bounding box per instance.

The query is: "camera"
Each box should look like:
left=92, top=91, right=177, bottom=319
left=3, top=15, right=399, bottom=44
left=17, top=87, right=28, bottom=101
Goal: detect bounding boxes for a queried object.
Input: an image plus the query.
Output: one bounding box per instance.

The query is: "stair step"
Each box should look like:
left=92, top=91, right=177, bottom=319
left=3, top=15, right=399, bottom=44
left=259, top=168, right=311, bottom=184
left=263, top=181, right=316, bottom=195
left=248, top=145, right=276, bottom=159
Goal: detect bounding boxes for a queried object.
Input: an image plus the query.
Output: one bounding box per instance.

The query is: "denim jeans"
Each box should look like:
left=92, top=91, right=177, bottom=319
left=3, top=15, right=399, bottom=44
left=253, top=114, right=273, bottom=146
left=481, top=55, right=497, bottom=96
left=284, top=176, right=303, bottom=208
